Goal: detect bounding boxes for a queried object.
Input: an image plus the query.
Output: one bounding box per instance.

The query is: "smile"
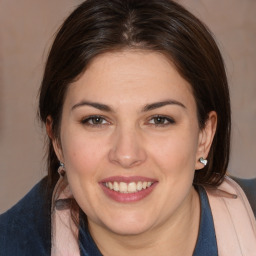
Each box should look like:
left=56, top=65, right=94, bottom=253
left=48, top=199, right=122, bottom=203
left=104, top=181, right=154, bottom=193
left=100, top=176, right=157, bottom=203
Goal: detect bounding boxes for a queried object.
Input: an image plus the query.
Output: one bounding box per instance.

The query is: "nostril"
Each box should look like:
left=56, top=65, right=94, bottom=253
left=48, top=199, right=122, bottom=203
left=108, top=148, right=146, bottom=168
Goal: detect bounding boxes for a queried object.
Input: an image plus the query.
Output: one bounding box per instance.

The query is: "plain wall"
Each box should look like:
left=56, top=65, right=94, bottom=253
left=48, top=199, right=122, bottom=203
left=0, top=0, right=255, bottom=213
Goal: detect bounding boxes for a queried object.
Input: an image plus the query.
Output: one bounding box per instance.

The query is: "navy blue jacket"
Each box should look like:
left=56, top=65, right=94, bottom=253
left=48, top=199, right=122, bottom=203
left=0, top=177, right=52, bottom=256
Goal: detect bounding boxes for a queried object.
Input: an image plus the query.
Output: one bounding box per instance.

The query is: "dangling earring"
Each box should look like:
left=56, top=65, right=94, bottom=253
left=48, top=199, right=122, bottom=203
left=199, top=157, right=208, bottom=166
left=58, top=162, right=65, bottom=177
left=52, top=162, right=68, bottom=212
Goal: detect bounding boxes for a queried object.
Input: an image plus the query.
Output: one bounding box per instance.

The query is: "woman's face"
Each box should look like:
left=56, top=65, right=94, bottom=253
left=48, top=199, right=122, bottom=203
left=53, top=50, right=215, bottom=236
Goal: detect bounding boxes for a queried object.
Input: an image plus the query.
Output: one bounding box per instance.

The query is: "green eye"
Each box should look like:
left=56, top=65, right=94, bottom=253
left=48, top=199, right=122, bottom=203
left=81, top=115, right=108, bottom=126
left=148, top=115, right=175, bottom=126
left=153, top=116, right=168, bottom=124
left=90, top=117, right=104, bottom=124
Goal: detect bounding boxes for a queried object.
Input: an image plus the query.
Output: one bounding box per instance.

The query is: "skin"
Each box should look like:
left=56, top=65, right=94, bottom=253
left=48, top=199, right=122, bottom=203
left=48, top=50, right=217, bottom=255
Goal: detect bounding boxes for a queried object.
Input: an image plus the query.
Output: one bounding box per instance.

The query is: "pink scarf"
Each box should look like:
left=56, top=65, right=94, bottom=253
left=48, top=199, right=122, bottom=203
left=51, top=176, right=256, bottom=255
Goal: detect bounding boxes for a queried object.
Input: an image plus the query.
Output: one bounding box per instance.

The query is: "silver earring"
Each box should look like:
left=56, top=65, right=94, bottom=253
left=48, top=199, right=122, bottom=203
left=199, top=157, right=207, bottom=166
left=52, top=162, right=69, bottom=211
left=58, top=162, right=65, bottom=177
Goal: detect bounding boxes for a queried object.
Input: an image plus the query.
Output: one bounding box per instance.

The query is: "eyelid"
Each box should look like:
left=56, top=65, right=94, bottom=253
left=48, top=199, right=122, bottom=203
left=147, top=115, right=175, bottom=126
left=80, top=114, right=175, bottom=128
left=81, top=115, right=111, bottom=126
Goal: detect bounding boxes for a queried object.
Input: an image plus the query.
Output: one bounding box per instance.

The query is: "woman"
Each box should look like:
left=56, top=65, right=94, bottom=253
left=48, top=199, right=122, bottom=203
left=1, top=0, right=255, bottom=255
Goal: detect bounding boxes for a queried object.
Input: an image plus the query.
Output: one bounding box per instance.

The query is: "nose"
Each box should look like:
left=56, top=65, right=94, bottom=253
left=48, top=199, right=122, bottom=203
left=108, top=126, right=147, bottom=169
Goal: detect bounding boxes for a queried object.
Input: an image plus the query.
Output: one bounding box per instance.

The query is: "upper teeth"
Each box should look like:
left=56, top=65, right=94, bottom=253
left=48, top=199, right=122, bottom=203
left=105, top=181, right=153, bottom=193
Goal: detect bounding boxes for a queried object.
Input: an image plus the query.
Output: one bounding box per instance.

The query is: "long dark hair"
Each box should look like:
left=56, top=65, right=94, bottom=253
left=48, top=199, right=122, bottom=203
left=39, top=0, right=230, bottom=190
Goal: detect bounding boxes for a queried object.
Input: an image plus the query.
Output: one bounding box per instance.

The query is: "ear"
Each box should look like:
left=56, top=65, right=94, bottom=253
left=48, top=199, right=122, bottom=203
left=195, top=111, right=217, bottom=170
left=46, top=116, right=64, bottom=163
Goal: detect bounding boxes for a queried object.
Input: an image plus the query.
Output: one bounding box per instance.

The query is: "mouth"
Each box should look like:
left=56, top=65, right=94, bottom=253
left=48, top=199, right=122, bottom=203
left=103, top=181, right=154, bottom=193
left=99, top=176, right=157, bottom=203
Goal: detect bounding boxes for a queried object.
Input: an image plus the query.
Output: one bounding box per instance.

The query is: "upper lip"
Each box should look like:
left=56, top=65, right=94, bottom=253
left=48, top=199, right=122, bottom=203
left=100, top=176, right=157, bottom=183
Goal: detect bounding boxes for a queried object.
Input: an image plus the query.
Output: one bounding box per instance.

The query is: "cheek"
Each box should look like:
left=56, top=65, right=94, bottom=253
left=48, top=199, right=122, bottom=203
left=60, top=134, right=107, bottom=216
left=148, top=129, right=199, bottom=173
left=61, top=133, right=107, bottom=177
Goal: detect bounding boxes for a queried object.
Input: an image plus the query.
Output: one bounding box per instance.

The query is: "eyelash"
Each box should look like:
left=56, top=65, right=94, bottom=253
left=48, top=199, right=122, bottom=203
left=81, top=115, right=110, bottom=127
left=80, top=115, right=175, bottom=128
left=147, top=115, right=175, bottom=127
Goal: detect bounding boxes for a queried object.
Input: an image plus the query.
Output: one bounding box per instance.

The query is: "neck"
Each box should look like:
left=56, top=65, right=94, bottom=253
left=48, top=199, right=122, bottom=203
left=88, top=187, right=200, bottom=256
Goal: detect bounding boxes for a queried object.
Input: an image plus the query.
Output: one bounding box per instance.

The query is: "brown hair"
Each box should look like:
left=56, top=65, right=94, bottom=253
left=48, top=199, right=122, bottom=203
left=39, top=0, right=230, bottom=191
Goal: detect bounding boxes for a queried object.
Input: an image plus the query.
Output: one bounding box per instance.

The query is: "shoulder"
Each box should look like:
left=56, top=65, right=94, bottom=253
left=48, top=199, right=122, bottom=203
left=231, top=176, right=256, bottom=218
left=0, top=177, right=52, bottom=256
left=205, top=176, right=256, bottom=254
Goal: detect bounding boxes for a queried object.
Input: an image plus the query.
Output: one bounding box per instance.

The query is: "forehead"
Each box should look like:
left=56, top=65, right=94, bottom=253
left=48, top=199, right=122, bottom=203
left=66, top=50, right=195, bottom=110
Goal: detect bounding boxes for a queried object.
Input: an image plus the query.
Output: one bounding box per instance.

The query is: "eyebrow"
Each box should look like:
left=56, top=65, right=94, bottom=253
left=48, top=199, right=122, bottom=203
left=142, top=100, right=186, bottom=112
left=71, top=99, right=186, bottom=112
left=72, top=101, right=113, bottom=112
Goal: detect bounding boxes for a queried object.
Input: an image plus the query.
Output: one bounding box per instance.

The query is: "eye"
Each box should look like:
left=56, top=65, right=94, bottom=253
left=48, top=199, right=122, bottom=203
left=148, top=115, right=175, bottom=126
left=81, top=115, right=109, bottom=126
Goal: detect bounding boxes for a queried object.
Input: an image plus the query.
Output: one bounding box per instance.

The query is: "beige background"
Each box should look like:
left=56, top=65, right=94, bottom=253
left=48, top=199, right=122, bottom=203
left=0, top=0, right=255, bottom=213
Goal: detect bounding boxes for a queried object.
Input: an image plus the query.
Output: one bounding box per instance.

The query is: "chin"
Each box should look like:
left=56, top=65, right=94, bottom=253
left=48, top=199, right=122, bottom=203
left=100, top=214, right=154, bottom=236
left=108, top=223, right=152, bottom=236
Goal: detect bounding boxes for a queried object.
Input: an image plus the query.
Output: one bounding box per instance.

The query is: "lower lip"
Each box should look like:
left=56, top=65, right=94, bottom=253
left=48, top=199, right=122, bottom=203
left=100, top=182, right=158, bottom=203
